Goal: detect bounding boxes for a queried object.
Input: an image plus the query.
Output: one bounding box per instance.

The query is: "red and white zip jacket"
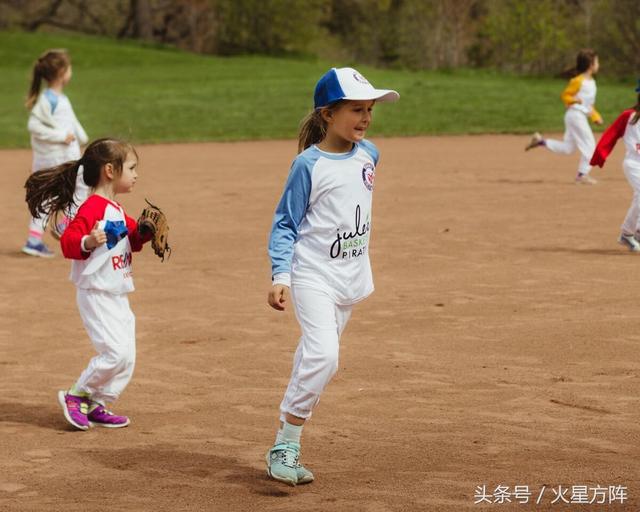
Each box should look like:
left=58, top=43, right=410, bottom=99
left=60, top=195, right=149, bottom=294
left=591, top=109, right=640, bottom=168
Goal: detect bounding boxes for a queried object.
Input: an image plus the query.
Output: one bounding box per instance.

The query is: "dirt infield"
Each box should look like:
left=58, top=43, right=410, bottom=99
left=1, top=136, right=640, bottom=511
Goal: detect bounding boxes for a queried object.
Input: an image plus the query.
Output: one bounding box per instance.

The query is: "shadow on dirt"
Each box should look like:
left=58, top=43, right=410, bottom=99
left=0, top=401, right=71, bottom=432
left=87, top=445, right=295, bottom=497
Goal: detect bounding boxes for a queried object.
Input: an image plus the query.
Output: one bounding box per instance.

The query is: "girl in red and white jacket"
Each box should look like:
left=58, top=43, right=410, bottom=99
left=25, top=138, right=151, bottom=430
left=590, top=84, right=640, bottom=251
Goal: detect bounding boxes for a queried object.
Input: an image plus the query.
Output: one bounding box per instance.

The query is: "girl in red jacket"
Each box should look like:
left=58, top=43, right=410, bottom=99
left=590, top=83, right=640, bottom=251
left=25, top=138, right=151, bottom=430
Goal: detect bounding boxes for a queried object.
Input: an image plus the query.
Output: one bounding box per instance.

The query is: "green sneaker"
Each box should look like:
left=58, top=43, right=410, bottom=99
left=266, top=442, right=300, bottom=486
left=296, top=462, right=314, bottom=484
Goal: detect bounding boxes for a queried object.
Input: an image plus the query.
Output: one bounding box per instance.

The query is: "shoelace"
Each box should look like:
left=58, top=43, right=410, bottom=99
left=276, top=446, right=300, bottom=469
left=94, top=407, right=115, bottom=416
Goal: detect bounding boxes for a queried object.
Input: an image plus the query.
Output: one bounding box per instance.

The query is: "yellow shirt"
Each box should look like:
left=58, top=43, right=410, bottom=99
left=560, top=74, right=602, bottom=124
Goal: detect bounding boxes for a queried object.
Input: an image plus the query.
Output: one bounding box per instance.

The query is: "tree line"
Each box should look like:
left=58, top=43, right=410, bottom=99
left=1, top=0, right=638, bottom=77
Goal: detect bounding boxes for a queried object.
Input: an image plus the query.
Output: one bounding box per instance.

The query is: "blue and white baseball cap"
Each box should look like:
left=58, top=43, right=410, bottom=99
left=314, top=67, right=400, bottom=109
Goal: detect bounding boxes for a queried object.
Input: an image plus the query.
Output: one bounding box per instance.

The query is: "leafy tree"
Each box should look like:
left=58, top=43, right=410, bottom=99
left=478, top=0, right=579, bottom=74
left=592, top=0, right=640, bottom=78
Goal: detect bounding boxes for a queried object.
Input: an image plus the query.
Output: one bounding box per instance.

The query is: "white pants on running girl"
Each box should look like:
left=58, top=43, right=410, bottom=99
left=279, top=286, right=353, bottom=421
left=621, top=160, right=640, bottom=235
left=74, top=289, right=136, bottom=405
left=545, top=108, right=596, bottom=176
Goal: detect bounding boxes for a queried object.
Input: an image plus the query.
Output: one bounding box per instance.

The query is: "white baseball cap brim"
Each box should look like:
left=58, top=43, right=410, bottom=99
left=342, top=89, right=400, bottom=103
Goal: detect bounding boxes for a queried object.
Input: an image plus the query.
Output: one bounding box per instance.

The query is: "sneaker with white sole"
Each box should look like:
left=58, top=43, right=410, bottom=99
left=266, top=442, right=300, bottom=486
left=525, top=132, right=544, bottom=151
left=296, top=462, right=314, bottom=484
left=618, top=233, right=640, bottom=252
left=22, top=240, right=54, bottom=258
left=87, top=403, right=130, bottom=428
left=57, top=390, right=90, bottom=431
left=575, top=173, right=597, bottom=185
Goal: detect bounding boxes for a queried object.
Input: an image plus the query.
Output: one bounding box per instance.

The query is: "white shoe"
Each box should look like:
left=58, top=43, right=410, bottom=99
left=575, top=174, right=597, bottom=185
left=618, top=233, right=640, bottom=252
left=525, top=132, right=544, bottom=151
left=266, top=442, right=300, bottom=486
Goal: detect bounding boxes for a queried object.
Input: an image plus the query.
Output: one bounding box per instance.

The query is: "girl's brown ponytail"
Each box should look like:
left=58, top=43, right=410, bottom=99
left=26, top=60, right=44, bottom=110
left=25, top=49, right=71, bottom=110
left=297, top=101, right=344, bottom=153
left=561, top=49, right=598, bottom=79
left=298, top=110, right=327, bottom=154
left=25, top=160, right=81, bottom=220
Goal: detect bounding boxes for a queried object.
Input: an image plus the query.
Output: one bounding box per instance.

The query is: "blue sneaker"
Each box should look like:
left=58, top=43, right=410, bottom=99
left=266, top=442, right=300, bottom=486
left=21, top=240, right=54, bottom=258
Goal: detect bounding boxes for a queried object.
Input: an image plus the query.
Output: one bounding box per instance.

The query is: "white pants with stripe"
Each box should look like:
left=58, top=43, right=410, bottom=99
left=545, top=108, right=596, bottom=176
left=622, top=160, right=640, bottom=235
left=74, top=289, right=136, bottom=404
left=279, top=286, right=353, bottom=421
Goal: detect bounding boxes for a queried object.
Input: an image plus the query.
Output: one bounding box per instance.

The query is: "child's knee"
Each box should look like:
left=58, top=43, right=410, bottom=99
left=106, top=345, right=135, bottom=371
left=317, top=341, right=340, bottom=377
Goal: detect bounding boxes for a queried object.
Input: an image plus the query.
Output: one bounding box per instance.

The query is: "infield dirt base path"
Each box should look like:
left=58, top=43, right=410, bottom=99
left=1, top=136, right=639, bottom=511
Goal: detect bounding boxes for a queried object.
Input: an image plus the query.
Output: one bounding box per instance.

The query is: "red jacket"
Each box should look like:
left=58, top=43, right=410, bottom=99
left=590, top=109, right=634, bottom=168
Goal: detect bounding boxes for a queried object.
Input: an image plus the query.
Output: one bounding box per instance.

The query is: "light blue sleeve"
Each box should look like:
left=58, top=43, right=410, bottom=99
left=268, top=154, right=314, bottom=276
left=44, top=89, right=59, bottom=114
left=359, top=139, right=379, bottom=165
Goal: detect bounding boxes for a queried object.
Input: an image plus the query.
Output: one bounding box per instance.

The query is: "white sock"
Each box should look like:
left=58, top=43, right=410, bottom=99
left=276, top=421, right=303, bottom=445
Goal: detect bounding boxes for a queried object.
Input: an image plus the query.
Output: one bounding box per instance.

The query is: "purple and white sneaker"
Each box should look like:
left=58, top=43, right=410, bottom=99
left=57, top=390, right=90, bottom=431
left=525, top=132, right=544, bottom=151
left=88, top=404, right=130, bottom=428
left=22, top=240, right=54, bottom=258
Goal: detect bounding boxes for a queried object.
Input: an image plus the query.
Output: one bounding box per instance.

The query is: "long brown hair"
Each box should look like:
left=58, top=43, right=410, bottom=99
left=25, top=138, right=137, bottom=223
left=561, top=48, right=598, bottom=79
left=632, top=94, right=640, bottom=125
left=25, top=49, right=71, bottom=109
left=573, top=48, right=598, bottom=77
left=297, top=101, right=344, bottom=153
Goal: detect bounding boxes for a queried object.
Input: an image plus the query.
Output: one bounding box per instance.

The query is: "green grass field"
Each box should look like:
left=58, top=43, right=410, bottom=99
left=0, top=30, right=635, bottom=149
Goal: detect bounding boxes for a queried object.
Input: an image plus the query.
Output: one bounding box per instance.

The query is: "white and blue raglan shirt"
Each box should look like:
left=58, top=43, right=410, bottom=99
left=28, top=88, right=89, bottom=170
left=269, top=139, right=379, bottom=305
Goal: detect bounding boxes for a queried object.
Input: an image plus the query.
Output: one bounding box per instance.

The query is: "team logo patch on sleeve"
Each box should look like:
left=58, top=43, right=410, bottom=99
left=362, top=163, right=375, bottom=191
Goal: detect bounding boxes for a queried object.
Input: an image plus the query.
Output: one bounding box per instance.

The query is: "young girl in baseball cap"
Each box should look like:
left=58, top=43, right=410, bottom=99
left=265, top=67, right=398, bottom=485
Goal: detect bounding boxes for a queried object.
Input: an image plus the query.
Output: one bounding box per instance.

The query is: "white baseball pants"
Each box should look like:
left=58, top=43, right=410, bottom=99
left=279, top=286, right=353, bottom=421
left=621, top=160, right=640, bottom=235
left=74, top=289, right=136, bottom=405
left=545, top=109, right=596, bottom=176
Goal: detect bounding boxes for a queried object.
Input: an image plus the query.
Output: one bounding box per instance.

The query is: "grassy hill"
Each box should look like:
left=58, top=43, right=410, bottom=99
left=0, top=30, right=635, bottom=149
